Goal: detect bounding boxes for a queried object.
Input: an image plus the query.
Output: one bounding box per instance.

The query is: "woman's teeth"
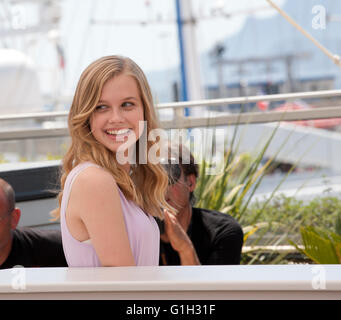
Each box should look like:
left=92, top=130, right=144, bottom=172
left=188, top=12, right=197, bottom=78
left=106, top=129, right=130, bottom=135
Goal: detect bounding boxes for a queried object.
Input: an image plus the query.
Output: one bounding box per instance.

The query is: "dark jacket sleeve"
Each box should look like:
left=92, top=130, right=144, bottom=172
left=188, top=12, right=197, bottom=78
left=191, top=208, right=244, bottom=265
left=206, top=223, right=244, bottom=265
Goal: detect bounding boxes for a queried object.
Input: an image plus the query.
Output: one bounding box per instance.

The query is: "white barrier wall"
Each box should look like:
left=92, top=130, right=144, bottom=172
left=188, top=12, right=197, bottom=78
left=0, top=265, right=340, bottom=300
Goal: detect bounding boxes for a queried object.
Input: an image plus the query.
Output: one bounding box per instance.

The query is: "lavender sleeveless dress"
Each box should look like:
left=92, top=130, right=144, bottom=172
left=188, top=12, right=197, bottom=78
left=60, top=162, right=160, bottom=267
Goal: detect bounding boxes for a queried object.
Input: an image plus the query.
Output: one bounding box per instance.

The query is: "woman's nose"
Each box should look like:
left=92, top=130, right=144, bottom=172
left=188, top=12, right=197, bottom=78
left=108, top=107, right=124, bottom=123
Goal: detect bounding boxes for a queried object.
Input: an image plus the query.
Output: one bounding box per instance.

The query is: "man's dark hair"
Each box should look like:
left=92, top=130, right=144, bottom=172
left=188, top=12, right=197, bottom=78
left=179, top=151, right=199, bottom=179
left=0, top=178, right=15, bottom=214
left=169, top=144, right=199, bottom=205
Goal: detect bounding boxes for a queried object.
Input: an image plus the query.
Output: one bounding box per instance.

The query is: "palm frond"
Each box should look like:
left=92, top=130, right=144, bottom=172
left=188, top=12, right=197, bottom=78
left=290, top=226, right=341, bottom=264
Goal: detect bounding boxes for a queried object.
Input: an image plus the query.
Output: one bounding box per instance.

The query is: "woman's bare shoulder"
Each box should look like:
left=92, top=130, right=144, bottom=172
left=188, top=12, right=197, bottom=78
left=68, top=165, right=121, bottom=221
left=71, top=165, right=118, bottom=198
left=76, top=165, right=116, bottom=184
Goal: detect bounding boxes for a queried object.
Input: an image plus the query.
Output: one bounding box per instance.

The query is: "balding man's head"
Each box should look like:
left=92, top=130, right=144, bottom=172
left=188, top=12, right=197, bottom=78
left=0, top=178, right=15, bottom=215
left=0, top=179, right=20, bottom=265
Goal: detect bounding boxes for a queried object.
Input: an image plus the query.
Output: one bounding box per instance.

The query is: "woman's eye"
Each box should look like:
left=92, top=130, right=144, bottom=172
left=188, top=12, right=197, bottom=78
left=122, top=102, right=134, bottom=107
left=95, top=105, right=107, bottom=111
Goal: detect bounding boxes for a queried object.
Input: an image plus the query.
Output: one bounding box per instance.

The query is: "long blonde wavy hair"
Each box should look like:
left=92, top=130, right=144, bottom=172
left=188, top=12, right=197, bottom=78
left=51, top=55, right=172, bottom=220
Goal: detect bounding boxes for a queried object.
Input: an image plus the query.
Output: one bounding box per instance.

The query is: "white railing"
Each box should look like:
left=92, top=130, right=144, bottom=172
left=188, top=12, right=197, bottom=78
left=0, top=265, right=340, bottom=299
left=1, top=89, right=341, bottom=140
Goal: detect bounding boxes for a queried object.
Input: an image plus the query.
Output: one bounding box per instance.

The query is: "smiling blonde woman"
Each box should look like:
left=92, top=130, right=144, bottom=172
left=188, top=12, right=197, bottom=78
left=52, top=55, right=172, bottom=267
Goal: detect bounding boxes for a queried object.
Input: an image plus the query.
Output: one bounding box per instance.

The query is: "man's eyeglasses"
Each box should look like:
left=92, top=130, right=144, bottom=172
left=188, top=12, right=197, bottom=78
left=162, top=163, right=182, bottom=185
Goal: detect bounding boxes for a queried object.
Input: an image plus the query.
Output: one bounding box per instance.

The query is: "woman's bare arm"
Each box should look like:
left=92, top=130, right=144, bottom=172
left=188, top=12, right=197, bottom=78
left=68, top=167, right=135, bottom=266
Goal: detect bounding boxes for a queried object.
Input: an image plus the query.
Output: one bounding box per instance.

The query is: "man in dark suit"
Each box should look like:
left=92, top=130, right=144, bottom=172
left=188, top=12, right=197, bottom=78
left=0, top=178, right=67, bottom=269
left=160, top=146, right=244, bottom=266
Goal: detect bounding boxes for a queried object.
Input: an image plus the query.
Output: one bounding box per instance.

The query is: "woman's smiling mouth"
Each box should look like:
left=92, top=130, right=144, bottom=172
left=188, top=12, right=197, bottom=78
left=106, top=128, right=131, bottom=135
left=105, top=128, right=133, bottom=142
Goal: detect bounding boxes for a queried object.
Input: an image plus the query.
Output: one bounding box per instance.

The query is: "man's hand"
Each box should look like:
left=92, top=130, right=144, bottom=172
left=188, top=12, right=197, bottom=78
left=161, top=210, right=200, bottom=265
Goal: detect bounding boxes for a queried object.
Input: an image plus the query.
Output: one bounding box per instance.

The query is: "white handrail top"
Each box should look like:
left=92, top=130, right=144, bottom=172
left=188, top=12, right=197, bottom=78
left=1, top=89, right=341, bottom=122
left=0, top=160, right=61, bottom=172
left=0, top=265, right=340, bottom=294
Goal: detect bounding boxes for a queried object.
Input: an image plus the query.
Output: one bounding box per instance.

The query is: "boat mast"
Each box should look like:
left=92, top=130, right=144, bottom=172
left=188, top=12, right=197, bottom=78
left=175, top=0, right=203, bottom=115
